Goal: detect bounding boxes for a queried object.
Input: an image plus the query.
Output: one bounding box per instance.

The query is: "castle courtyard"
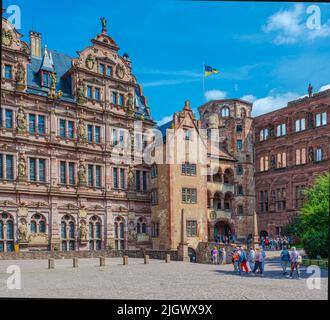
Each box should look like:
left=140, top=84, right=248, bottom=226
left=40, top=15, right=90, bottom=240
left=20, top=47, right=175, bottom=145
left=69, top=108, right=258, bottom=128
left=0, top=256, right=327, bottom=300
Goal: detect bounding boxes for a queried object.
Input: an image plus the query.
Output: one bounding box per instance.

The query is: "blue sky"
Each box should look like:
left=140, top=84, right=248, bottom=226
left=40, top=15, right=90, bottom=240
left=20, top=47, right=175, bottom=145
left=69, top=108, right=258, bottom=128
left=4, top=0, right=330, bottom=123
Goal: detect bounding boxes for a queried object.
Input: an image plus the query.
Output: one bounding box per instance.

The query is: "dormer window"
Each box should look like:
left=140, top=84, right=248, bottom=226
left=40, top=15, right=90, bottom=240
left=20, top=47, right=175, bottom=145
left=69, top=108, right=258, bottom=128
left=106, top=66, right=112, bottom=76
left=42, top=71, right=50, bottom=87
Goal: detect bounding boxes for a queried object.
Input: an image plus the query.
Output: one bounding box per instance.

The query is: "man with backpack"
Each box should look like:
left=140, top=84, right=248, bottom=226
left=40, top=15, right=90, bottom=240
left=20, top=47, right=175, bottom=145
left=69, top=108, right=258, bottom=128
left=288, top=247, right=302, bottom=279
left=280, top=246, right=291, bottom=275
left=239, top=247, right=249, bottom=274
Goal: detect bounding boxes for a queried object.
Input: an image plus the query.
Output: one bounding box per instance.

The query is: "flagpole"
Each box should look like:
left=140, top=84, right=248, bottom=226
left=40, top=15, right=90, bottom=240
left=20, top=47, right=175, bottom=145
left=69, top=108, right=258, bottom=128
left=202, top=61, right=205, bottom=104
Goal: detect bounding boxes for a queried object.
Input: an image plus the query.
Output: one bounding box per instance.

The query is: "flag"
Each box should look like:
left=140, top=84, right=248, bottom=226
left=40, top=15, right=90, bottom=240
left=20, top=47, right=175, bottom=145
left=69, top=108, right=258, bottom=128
left=204, top=65, right=220, bottom=77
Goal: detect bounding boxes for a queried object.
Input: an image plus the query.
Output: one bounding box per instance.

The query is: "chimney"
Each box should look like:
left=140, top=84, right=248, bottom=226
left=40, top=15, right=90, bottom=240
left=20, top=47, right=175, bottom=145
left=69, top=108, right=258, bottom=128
left=30, top=31, right=42, bottom=58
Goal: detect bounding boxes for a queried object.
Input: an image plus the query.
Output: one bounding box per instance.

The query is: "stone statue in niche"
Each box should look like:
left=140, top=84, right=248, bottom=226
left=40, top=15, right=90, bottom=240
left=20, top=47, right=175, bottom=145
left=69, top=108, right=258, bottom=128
left=127, top=166, right=134, bottom=191
left=308, top=83, right=313, bottom=98
left=127, top=93, right=134, bottom=110
left=308, top=147, right=314, bottom=162
left=78, top=161, right=87, bottom=186
left=18, top=220, right=28, bottom=242
left=77, top=118, right=86, bottom=143
left=18, top=157, right=27, bottom=181
left=16, top=104, right=26, bottom=133
left=270, top=155, right=276, bottom=169
left=16, top=64, right=26, bottom=90
left=128, top=222, right=137, bottom=241
left=79, top=221, right=88, bottom=241
left=76, top=82, right=86, bottom=104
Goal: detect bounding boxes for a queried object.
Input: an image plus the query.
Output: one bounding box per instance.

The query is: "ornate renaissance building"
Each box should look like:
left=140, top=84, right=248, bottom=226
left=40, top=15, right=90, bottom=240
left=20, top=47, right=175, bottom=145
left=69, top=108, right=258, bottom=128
left=254, top=88, right=330, bottom=237
left=1, top=17, right=155, bottom=252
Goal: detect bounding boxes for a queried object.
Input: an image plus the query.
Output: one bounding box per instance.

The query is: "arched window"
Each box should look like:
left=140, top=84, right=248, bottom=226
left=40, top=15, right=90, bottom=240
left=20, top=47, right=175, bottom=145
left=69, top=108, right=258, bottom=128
left=30, top=214, right=46, bottom=234
left=221, top=107, right=230, bottom=117
left=137, top=223, right=141, bottom=234
left=114, top=216, right=125, bottom=250
left=0, top=213, right=14, bottom=252
left=142, top=223, right=147, bottom=234
left=89, top=216, right=102, bottom=251
left=137, top=217, right=147, bottom=234
left=61, top=215, right=75, bottom=252
left=224, top=168, right=234, bottom=184
left=31, top=221, right=37, bottom=234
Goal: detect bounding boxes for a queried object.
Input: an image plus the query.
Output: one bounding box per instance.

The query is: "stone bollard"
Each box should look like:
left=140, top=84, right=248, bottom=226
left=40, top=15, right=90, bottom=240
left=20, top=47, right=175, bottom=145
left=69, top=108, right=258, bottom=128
left=48, top=258, right=54, bottom=269
left=123, top=255, right=128, bottom=265
left=165, top=254, right=170, bottom=263
left=144, top=255, right=149, bottom=264
left=73, top=257, right=79, bottom=268
left=100, top=256, right=105, bottom=267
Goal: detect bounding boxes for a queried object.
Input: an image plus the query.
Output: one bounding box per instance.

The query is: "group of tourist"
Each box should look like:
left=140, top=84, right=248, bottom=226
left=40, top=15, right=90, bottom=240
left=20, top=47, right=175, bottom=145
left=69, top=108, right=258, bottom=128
left=257, top=236, right=293, bottom=251
left=211, top=245, right=302, bottom=279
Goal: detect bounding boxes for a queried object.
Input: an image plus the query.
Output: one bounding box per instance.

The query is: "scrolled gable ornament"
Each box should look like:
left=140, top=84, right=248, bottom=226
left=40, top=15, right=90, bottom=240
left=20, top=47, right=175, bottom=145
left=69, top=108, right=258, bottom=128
left=85, top=54, right=95, bottom=70
left=116, top=64, right=125, bottom=79
left=2, top=29, right=13, bottom=47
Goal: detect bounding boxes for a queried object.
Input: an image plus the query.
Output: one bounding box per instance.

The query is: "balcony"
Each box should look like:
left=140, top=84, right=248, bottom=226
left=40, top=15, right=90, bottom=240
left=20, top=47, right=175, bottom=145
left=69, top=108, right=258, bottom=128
left=208, top=209, right=232, bottom=221
left=207, top=181, right=235, bottom=194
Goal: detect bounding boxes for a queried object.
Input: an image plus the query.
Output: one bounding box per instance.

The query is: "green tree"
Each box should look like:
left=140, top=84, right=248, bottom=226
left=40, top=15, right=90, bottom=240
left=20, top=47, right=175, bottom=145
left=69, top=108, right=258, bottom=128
left=299, top=173, right=329, bottom=258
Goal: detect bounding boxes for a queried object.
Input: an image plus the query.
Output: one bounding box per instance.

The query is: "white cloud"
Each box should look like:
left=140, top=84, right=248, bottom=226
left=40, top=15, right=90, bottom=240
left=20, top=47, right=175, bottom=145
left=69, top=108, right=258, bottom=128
left=319, top=84, right=330, bottom=92
left=240, top=94, right=256, bottom=103
left=157, top=115, right=172, bottom=126
left=251, top=92, right=301, bottom=116
left=142, top=78, right=200, bottom=88
left=204, top=90, right=227, bottom=101
left=262, top=4, right=330, bottom=45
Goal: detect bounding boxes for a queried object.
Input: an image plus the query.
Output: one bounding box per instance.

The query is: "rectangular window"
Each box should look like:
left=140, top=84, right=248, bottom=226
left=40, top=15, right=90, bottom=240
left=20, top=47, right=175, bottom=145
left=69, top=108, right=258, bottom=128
left=119, top=94, right=124, bottom=106
left=60, top=161, right=66, bottom=184
left=186, top=221, right=197, bottom=237
left=119, top=130, right=125, bottom=146
left=184, top=130, right=191, bottom=141
left=29, top=158, right=36, bottom=181
left=237, top=139, right=242, bottom=150
left=276, top=123, right=286, bottom=137
left=151, top=165, right=158, bottom=178
left=29, top=114, right=36, bottom=133
left=99, top=64, right=105, bottom=75
left=316, top=148, right=323, bottom=161
left=321, top=112, right=327, bottom=126
left=260, top=128, right=269, bottom=141
left=4, top=65, right=12, bottom=79
left=135, top=170, right=141, bottom=191
left=43, top=73, right=49, bottom=87
left=6, top=155, right=14, bottom=180
left=38, top=115, right=45, bottom=134
left=112, top=92, right=117, bottom=105
left=88, top=164, right=93, bottom=187
left=67, top=121, right=74, bottom=139
left=87, top=86, right=93, bottom=98
left=142, top=171, right=147, bottom=191
left=68, top=162, right=75, bottom=185
left=181, top=162, right=196, bottom=176
left=151, top=190, right=158, bottom=205
left=95, top=126, right=101, bottom=144
left=236, top=124, right=243, bottom=132
left=95, top=87, right=101, bottom=100
left=113, top=167, right=118, bottom=189
left=87, top=125, right=93, bottom=143
left=5, top=109, right=13, bottom=129
left=120, top=168, right=125, bottom=190
left=39, top=159, right=46, bottom=182
left=182, top=188, right=197, bottom=204
left=106, top=66, right=112, bottom=76
left=295, top=118, right=305, bottom=132
left=95, top=166, right=101, bottom=187
left=59, top=119, right=66, bottom=138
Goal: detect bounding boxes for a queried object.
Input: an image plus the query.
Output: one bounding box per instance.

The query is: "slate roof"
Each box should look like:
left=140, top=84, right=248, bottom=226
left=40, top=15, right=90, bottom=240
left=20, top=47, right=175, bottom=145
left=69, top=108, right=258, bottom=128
left=157, top=120, right=173, bottom=143
left=26, top=47, right=151, bottom=118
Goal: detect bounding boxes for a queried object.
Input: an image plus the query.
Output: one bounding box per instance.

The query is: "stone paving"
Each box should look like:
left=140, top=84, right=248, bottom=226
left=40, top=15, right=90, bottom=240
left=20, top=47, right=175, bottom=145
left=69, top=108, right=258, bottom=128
left=0, top=256, right=327, bottom=300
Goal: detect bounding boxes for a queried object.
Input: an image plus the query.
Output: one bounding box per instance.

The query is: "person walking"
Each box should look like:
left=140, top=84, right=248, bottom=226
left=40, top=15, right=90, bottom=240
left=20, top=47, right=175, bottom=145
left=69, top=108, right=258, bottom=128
left=261, top=248, right=266, bottom=274
left=248, top=247, right=255, bottom=272
left=280, top=246, right=291, bottom=275
left=211, top=247, right=218, bottom=264
left=239, top=247, right=249, bottom=274
left=289, top=247, right=302, bottom=279
left=253, top=248, right=263, bottom=275
left=231, top=249, right=240, bottom=273
left=221, top=247, right=226, bottom=264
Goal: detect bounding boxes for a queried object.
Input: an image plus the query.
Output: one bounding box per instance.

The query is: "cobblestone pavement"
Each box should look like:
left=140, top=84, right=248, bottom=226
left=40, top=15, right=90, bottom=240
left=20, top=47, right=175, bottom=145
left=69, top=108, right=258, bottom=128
left=0, top=256, right=327, bottom=300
